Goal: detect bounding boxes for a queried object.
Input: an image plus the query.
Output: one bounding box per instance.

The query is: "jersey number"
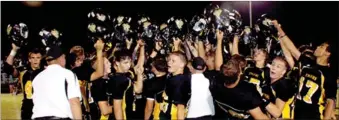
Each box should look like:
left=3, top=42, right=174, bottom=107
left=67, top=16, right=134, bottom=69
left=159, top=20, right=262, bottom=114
left=249, top=78, right=260, bottom=86
left=297, top=77, right=319, bottom=104
left=25, top=81, right=33, bottom=99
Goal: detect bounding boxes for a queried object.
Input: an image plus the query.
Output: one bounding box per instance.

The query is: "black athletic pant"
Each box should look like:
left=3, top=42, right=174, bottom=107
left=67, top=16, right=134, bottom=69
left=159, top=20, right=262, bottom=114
left=21, top=99, right=33, bottom=120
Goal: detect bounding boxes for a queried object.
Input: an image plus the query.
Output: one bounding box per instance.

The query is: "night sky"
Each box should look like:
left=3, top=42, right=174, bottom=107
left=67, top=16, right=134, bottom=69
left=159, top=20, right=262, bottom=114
left=1, top=1, right=338, bottom=75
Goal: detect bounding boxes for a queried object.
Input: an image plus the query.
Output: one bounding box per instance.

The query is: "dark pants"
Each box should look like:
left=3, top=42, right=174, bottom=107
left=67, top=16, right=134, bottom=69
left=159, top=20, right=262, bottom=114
left=34, top=116, right=71, bottom=120
left=21, top=99, right=33, bottom=120
left=186, top=115, right=213, bottom=120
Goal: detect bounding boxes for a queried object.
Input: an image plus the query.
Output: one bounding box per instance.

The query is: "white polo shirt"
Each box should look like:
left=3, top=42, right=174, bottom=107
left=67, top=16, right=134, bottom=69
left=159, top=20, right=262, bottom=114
left=31, top=64, right=82, bottom=119
left=187, top=73, right=215, bottom=118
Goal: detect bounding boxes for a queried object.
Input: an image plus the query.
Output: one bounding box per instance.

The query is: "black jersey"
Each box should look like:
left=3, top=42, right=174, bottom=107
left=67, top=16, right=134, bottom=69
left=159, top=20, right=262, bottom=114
left=210, top=76, right=264, bottom=119
left=265, top=78, right=296, bottom=103
left=243, top=66, right=268, bottom=95
left=143, top=75, right=167, bottom=120
left=20, top=66, right=43, bottom=119
left=154, top=74, right=191, bottom=120
left=91, top=78, right=109, bottom=103
left=71, top=60, right=95, bottom=116
left=294, top=66, right=326, bottom=119
left=243, top=66, right=268, bottom=85
left=109, top=73, right=135, bottom=120
left=285, top=66, right=300, bottom=86
left=21, top=67, right=43, bottom=101
left=318, top=65, right=337, bottom=100
left=261, top=72, right=297, bottom=119
left=144, top=75, right=167, bottom=100
left=72, top=60, right=95, bottom=101
left=72, top=60, right=95, bottom=82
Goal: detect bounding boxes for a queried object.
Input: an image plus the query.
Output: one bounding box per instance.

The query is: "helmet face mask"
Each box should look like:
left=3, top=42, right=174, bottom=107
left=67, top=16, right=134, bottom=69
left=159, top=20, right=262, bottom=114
left=206, top=6, right=243, bottom=43
left=7, top=23, right=29, bottom=47
left=138, top=20, right=158, bottom=40
left=112, top=15, right=134, bottom=50
left=256, top=14, right=278, bottom=37
left=87, top=8, right=113, bottom=47
left=167, top=17, right=187, bottom=41
left=39, top=28, right=63, bottom=50
left=190, top=14, right=209, bottom=41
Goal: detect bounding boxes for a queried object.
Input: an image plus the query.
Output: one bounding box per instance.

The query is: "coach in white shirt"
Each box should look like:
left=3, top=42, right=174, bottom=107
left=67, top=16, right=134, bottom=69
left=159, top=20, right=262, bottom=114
left=32, top=46, right=82, bottom=120
left=187, top=57, right=215, bottom=120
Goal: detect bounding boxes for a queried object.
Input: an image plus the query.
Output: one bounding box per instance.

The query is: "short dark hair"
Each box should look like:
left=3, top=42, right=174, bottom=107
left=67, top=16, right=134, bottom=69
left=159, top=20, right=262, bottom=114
left=152, top=58, right=167, bottom=73
left=114, top=49, right=132, bottom=62
left=324, top=41, right=332, bottom=63
left=324, top=41, right=331, bottom=53
left=28, top=48, right=43, bottom=58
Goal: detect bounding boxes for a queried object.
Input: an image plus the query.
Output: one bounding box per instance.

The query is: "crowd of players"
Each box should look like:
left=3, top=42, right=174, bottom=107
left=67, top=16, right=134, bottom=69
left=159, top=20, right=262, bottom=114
left=2, top=19, right=337, bottom=120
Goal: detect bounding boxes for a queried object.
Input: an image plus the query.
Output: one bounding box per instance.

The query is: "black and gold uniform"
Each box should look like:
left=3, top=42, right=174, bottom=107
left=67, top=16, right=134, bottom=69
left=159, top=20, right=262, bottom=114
left=261, top=71, right=297, bottom=119
left=143, top=75, right=167, bottom=120
left=91, top=78, right=110, bottom=119
left=210, top=76, right=264, bottom=119
left=294, top=53, right=336, bottom=119
left=286, top=66, right=300, bottom=84
left=318, top=65, right=337, bottom=107
left=20, top=66, right=43, bottom=119
left=109, top=72, right=137, bottom=120
left=294, top=66, right=326, bottom=119
left=279, top=66, right=300, bottom=119
left=155, top=74, right=191, bottom=120
left=243, top=66, right=269, bottom=94
left=72, top=60, right=97, bottom=120
left=91, top=78, right=109, bottom=102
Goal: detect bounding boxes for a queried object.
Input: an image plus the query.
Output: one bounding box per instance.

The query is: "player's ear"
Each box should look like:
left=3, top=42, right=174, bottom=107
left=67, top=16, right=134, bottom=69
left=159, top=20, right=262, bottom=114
left=282, top=69, right=287, bottom=76
left=114, top=61, right=119, bottom=68
left=325, top=51, right=331, bottom=57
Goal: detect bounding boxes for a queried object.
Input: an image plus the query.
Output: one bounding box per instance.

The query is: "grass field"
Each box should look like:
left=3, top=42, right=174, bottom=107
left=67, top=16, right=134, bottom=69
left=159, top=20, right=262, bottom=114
left=1, top=93, right=23, bottom=119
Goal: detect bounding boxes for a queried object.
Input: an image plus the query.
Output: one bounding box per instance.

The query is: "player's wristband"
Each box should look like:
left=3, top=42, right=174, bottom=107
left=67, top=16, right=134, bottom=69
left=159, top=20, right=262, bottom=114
left=9, top=50, right=17, bottom=57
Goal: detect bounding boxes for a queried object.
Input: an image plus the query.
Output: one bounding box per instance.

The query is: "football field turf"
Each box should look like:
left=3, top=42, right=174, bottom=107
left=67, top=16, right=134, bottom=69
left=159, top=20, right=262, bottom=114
left=1, top=93, right=22, bottom=119
left=1, top=92, right=339, bottom=119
